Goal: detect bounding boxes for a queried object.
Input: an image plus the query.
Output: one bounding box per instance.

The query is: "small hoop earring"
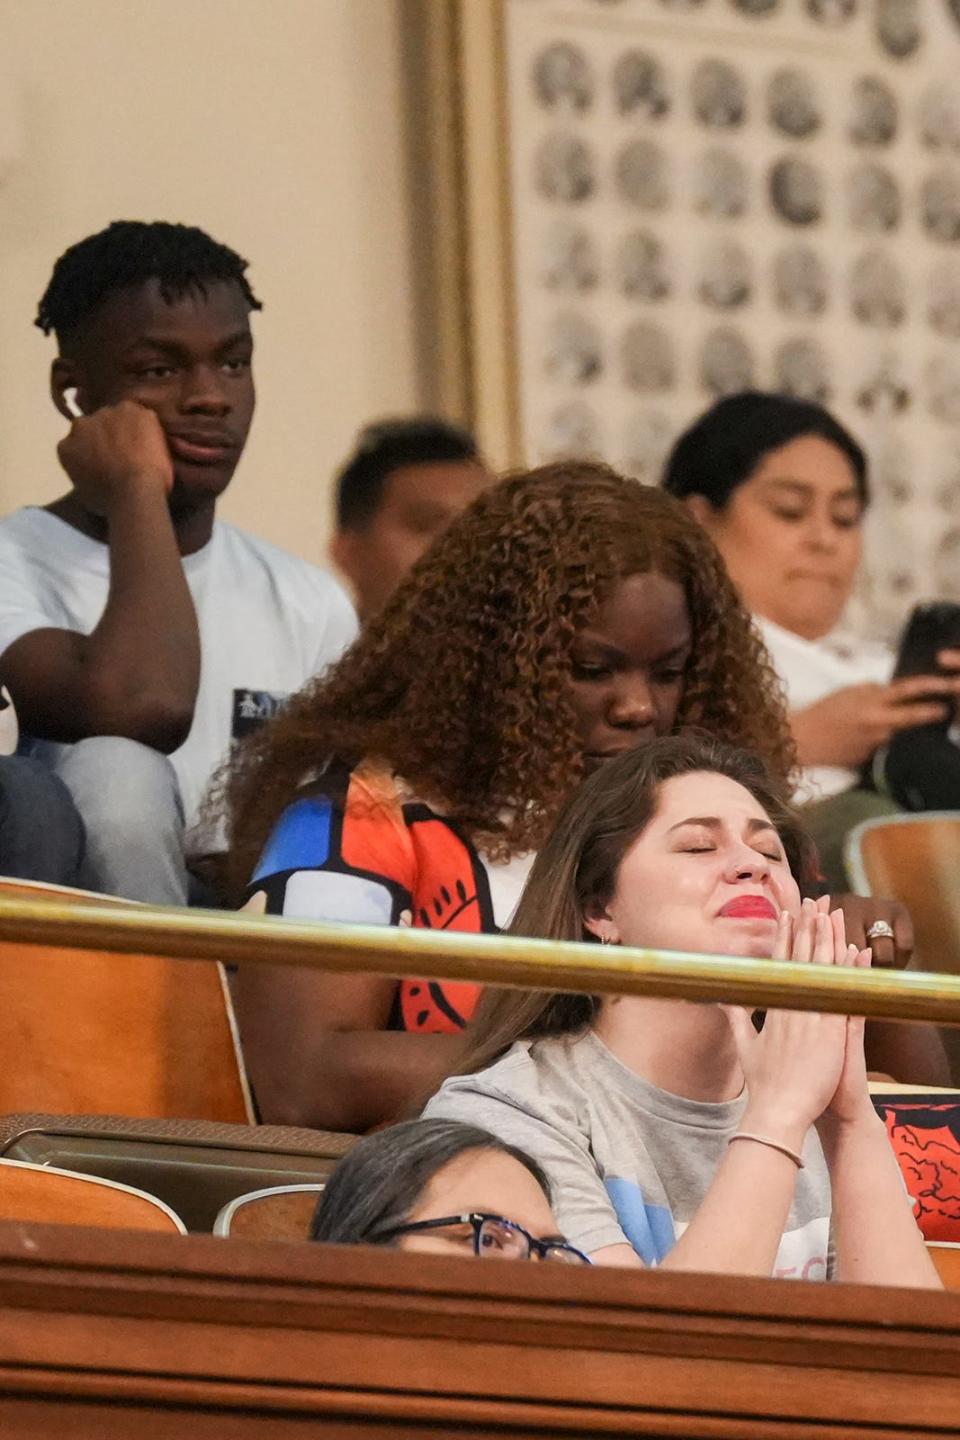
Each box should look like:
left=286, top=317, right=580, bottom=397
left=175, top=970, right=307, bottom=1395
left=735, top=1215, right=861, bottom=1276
left=600, top=933, right=613, bottom=946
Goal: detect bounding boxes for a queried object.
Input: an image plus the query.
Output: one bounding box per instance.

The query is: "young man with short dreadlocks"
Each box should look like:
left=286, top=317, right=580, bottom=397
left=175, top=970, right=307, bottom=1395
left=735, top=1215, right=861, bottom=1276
left=0, top=221, right=356, bottom=904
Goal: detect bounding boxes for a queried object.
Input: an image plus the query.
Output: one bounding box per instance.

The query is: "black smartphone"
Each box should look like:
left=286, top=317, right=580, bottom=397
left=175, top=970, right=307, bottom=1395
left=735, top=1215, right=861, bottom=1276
left=868, top=602, right=960, bottom=800
left=893, top=602, right=960, bottom=682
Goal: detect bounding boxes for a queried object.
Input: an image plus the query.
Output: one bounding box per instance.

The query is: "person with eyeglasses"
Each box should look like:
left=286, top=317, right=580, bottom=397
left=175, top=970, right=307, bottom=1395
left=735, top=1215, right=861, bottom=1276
left=309, top=1117, right=589, bottom=1265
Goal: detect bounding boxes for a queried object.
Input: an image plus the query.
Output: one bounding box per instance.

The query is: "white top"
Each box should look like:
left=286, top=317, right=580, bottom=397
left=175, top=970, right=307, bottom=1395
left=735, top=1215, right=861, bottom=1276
left=755, top=614, right=892, bottom=803
left=0, top=507, right=357, bottom=838
left=0, top=686, right=16, bottom=757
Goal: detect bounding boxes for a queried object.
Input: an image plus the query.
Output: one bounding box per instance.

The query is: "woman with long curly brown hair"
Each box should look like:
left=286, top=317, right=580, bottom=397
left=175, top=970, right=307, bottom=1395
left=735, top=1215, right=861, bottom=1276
left=220, top=462, right=915, bottom=1132
left=224, top=464, right=791, bottom=894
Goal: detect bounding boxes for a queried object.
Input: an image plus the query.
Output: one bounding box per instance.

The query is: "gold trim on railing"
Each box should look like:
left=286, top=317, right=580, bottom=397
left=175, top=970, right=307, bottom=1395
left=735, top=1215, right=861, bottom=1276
left=0, top=896, right=959, bottom=1025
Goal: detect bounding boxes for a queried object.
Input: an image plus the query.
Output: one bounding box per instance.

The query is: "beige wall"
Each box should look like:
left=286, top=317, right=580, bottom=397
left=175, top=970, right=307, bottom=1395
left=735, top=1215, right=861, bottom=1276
left=0, top=0, right=420, bottom=565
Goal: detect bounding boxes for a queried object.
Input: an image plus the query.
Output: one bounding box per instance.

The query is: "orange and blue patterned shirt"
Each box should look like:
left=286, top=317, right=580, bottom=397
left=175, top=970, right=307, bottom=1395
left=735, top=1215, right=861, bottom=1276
left=244, top=762, right=533, bottom=1033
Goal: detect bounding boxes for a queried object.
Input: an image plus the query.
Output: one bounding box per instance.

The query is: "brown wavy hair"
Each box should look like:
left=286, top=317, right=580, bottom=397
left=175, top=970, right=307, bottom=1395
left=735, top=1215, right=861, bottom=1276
left=454, top=733, right=817, bottom=1080
left=217, top=462, right=795, bottom=900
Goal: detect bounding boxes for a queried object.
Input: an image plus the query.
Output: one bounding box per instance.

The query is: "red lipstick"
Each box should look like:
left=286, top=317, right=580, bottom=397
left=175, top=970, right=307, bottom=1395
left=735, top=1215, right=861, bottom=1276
left=718, top=896, right=778, bottom=921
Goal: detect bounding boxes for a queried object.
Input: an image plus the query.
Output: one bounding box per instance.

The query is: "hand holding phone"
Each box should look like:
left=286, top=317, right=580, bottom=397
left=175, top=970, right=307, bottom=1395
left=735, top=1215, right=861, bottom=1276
left=893, top=603, right=960, bottom=681
left=869, top=604, right=960, bottom=810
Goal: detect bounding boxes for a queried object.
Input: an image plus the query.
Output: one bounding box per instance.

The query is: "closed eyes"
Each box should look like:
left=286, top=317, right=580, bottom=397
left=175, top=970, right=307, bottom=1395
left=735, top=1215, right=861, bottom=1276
left=679, top=844, right=784, bottom=863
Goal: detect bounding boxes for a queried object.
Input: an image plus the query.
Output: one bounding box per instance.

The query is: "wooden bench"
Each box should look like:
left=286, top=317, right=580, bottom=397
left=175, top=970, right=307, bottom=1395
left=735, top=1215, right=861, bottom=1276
left=1, top=1221, right=959, bottom=1437
left=0, top=880, right=251, bottom=1122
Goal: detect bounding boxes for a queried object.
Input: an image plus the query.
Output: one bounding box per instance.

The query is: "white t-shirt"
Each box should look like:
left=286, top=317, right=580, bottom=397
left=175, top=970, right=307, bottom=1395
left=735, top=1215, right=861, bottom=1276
left=755, top=614, right=892, bottom=803
left=0, top=508, right=357, bottom=838
left=0, top=687, right=17, bottom=757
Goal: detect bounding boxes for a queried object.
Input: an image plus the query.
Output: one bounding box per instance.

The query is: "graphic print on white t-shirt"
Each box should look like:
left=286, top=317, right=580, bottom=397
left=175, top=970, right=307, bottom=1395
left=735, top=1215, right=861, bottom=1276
left=672, top=1213, right=829, bottom=1280
left=231, top=688, right=288, bottom=739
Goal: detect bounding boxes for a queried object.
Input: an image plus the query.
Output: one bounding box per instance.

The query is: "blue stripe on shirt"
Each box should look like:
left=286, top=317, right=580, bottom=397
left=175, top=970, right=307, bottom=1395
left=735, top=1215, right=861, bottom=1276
left=251, top=795, right=333, bottom=882
left=604, top=1176, right=675, bottom=1265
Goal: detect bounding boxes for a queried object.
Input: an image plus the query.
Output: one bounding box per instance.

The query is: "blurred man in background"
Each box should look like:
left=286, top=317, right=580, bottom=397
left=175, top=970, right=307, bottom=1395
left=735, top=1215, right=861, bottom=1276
left=331, top=418, right=493, bottom=620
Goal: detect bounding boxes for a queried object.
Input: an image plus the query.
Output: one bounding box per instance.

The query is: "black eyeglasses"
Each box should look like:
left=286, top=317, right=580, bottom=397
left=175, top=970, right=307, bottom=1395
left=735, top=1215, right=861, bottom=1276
left=375, top=1212, right=591, bottom=1265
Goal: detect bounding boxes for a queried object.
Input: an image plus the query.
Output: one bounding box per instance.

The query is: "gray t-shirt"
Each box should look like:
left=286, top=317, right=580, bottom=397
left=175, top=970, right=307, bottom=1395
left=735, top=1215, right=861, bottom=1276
left=425, top=1030, right=832, bottom=1279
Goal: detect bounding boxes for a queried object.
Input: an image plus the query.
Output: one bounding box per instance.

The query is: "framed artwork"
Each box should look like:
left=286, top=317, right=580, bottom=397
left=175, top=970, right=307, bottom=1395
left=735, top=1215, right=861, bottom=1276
left=439, top=0, right=960, bottom=640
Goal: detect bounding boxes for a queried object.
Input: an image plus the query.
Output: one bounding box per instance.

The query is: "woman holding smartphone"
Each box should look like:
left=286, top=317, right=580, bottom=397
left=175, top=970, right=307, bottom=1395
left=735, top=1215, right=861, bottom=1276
left=663, top=391, right=960, bottom=888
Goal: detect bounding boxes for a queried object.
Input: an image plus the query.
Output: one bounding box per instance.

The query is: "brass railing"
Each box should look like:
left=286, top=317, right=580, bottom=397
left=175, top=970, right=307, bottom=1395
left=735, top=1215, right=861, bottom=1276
left=1, top=895, right=959, bottom=1025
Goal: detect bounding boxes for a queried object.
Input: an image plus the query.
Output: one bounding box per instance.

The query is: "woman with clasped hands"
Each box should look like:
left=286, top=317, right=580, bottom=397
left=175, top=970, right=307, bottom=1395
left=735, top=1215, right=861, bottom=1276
left=425, top=735, right=940, bottom=1285
left=720, top=902, right=927, bottom=1284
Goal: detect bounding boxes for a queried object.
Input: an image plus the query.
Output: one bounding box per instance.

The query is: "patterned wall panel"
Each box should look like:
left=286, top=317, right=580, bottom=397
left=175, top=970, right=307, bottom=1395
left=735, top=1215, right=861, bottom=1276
left=502, top=0, right=960, bottom=638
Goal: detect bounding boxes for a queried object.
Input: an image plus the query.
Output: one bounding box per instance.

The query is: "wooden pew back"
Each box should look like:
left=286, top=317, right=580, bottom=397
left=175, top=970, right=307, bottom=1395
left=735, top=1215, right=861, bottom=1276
left=1, top=1222, right=959, bottom=1437
left=846, top=814, right=960, bottom=975
left=214, top=1184, right=324, bottom=1240
left=0, top=1158, right=185, bottom=1233
left=0, top=880, right=252, bottom=1122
